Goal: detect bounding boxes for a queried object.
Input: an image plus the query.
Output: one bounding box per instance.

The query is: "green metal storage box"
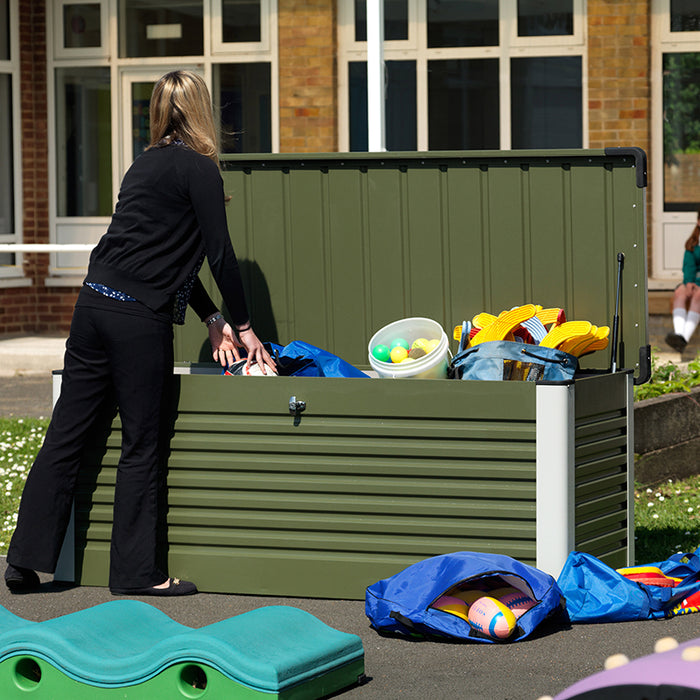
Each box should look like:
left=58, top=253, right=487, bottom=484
left=56, top=149, right=649, bottom=600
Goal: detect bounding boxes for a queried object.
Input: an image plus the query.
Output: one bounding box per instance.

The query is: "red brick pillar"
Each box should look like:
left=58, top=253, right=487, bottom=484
left=587, top=0, right=650, bottom=153
left=278, top=0, right=337, bottom=153
left=587, top=0, right=651, bottom=274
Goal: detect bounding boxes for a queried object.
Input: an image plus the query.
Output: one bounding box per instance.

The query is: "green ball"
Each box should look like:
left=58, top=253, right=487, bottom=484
left=372, top=344, right=391, bottom=363
left=390, top=337, right=410, bottom=351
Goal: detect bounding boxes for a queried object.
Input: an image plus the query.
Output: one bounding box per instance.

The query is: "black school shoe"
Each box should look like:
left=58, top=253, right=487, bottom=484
left=665, top=332, right=688, bottom=353
left=110, top=577, right=198, bottom=597
left=4, top=564, right=40, bottom=593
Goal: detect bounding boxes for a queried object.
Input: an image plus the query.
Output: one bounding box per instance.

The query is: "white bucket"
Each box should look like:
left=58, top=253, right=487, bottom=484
left=368, top=317, right=449, bottom=379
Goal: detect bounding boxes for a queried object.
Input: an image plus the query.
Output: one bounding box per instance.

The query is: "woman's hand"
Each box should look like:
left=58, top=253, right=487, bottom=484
left=208, top=317, right=241, bottom=368
left=236, top=328, right=277, bottom=375
left=207, top=315, right=276, bottom=374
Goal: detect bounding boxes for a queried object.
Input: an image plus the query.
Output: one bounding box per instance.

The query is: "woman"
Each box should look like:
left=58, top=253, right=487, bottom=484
left=666, top=210, right=700, bottom=353
left=4, top=70, right=275, bottom=596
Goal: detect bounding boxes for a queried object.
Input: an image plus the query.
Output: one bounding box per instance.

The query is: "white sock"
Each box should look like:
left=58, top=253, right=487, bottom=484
left=684, top=310, right=700, bottom=341
left=674, top=308, right=687, bottom=335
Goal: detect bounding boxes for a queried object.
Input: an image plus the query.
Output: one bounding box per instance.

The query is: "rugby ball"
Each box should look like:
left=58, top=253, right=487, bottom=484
left=224, top=359, right=277, bottom=376
left=451, top=589, right=484, bottom=607
left=497, top=590, right=537, bottom=619
left=467, top=596, right=517, bottom=640
left=431, top=595, right=470, bottom=622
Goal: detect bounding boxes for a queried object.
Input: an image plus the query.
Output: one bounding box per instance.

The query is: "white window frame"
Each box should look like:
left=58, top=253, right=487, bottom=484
left=0, top=0, right=27, bottom=286
left=211, top=0, right=273, bottom=54
left=337, top=0, right=587, bottom=152
left=649, top=0, right=700, bottom=287
left=46, top=0, right=279, bottom=286
left=54, top=0, right=110, bottom=60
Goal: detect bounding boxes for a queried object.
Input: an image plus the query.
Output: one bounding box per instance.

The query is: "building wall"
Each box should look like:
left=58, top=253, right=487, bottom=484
left=587, top=1, right=652, bottom=274
left=1, top=1, right=657, bottom=337
left=278, top=0, right=337, bottom=152
left=4, top=0, right=77, bottom=335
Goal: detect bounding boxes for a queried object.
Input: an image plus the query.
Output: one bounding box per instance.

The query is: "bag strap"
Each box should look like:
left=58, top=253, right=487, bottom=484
left=664, top=552, right=700, bottom=578
left=388, top=611, right=452, bottom=642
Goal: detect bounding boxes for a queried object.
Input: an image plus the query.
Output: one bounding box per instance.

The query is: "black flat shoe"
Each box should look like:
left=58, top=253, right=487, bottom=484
left=5, top=564, right=40, bottom=593
left=110, top=577, right=198, bottom=597
left=665, top=332, right=688, bottom=353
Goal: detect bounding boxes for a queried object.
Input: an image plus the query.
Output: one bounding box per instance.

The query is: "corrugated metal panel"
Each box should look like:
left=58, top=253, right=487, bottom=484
left=75, top=377, right=539, bottom=599
left=70, top=151, right=645, bottom=597
left=177, top=150, right=648, bottom=382
left=573, top=373, right=630, bottom=568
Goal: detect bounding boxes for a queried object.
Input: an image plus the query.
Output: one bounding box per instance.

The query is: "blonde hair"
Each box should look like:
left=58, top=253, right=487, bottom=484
left=148, top=70, right=219, bottom=166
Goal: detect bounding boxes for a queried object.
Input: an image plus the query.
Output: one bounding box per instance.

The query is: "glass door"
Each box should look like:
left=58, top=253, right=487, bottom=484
left=120, top=67, right=204, bottom=174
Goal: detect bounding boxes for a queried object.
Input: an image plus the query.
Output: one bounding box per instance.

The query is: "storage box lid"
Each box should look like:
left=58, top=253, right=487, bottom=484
left=177, top=148, right=649, bottom=383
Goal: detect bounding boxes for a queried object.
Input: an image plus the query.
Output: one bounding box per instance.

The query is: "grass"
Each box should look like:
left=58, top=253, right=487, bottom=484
left=0, top=417, right=49, bottom=554
left=633, top=351, right=700, bottom=401
left=0, top=416, right=699, bottom=565
left=634, top=475, right=700, bottom=563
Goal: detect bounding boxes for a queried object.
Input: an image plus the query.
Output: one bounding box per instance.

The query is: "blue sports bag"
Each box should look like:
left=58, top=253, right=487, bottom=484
left=557, top=550, right=700, bottom=623
left=365, top=551, right=567, bottom=643
left=449, top=340, right=578, bottom=382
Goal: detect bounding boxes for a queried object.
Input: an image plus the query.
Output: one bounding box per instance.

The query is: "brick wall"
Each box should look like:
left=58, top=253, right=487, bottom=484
left=587, top=0, right=650, bottom=152
left=278, top=0, right=337, bottom=152
left=587, top=0, right=651, bottom=274
left=0, top=0, right=79, bottom=337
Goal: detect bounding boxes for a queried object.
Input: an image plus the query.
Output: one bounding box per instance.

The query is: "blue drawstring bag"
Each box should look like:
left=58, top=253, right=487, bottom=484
left=449, top=340, right=578, bottom=382
left=557, top=550, right=700, bottom=623
left=273, top=341, right=369, bottom=378
left=365, top=551, right=567, bottom=643
left=225, top=341, right=369, bottom=378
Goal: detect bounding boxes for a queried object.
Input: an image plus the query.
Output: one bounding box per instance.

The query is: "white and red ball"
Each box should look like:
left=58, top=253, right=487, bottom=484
left=467, top=595, right=517, bottom=640
left=497, top=590, right=537, bottom=619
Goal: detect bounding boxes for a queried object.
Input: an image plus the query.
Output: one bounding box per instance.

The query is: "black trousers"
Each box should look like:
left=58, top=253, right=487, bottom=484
left=7, top=291, right=174, bottom=590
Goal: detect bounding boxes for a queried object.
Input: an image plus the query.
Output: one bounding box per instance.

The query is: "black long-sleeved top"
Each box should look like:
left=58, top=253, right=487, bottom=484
left=85, top=143, right=249, bottom=325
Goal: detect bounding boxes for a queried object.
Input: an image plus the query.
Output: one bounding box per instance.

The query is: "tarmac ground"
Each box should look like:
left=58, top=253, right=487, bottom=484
left=1, top=339, right=700, bottom=699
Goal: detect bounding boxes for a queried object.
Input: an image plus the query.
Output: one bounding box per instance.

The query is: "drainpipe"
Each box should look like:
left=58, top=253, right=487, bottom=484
left=366, top=0, right=385, bottom=152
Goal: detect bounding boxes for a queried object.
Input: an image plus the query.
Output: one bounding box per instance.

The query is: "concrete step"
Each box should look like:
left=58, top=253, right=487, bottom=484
left=0, top=336, right=66, bottom=377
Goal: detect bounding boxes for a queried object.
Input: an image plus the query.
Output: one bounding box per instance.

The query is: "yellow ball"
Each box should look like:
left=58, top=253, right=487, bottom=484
left=390, top=346, right=408, bottom=363
left=425, top=338, right=440, bottom=353
left=411, top=338, right=430, bottom=351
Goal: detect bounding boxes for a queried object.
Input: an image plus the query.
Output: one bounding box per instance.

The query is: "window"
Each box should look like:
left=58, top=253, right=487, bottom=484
left=349, top=60, right=416, bottom=151
left=0, top=0, right=20, bottom=278
left=54, top=0, right=108, bottom=58
left=511, top=56, right=582, bottom=149
left=670, top=0, right=700, bottom=32
left=47, top=1, right=278, bottom=282
left=55, top=67, right=112, bottom=218
left=650, top=0, right=700, bottom=282
left=338, top=0, right=585, bottom=152
left=216, top=62, right=272, bottom=153
left=119, top=0, right=204, bottom=58
left=428, top=58, right=499, bottom=150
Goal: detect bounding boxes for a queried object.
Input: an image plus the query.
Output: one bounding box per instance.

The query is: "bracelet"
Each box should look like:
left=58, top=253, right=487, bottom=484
left=205, top=313, right=223, bottom=327
left=236, top=323, right=252, bottom=333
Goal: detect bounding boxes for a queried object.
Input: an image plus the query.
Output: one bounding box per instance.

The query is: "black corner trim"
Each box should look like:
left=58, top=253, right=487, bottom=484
left=634, top=344, right=652, bottom=386
left=604, top=147, right=647, bottom=188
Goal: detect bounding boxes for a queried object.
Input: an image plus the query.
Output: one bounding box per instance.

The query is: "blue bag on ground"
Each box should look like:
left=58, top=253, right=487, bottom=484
left=449, top=340, right=578, bottom=382
left=557, top=550, right=700, bottom=623
left=365, top=551, right=567, bottom=643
